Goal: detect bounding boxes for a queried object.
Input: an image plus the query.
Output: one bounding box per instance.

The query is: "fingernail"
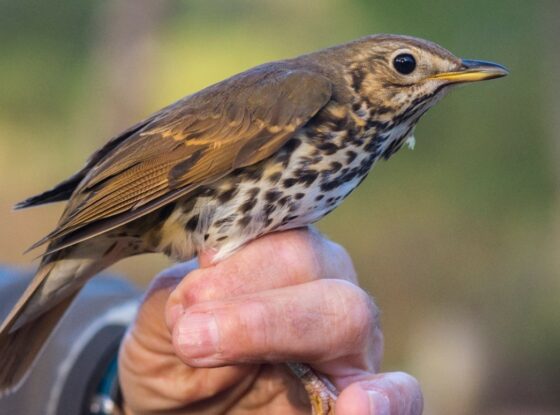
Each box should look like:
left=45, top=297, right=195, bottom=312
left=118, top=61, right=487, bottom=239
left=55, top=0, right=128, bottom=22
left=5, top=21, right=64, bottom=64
left=176, top=313, right=220, bottom=358
left=168, top=304, right=184, bottom=328
left=367, top=389, right=390, bottom=415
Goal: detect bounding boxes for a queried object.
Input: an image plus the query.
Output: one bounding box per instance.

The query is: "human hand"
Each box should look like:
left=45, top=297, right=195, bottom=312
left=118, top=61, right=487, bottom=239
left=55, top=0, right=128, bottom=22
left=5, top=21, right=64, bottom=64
left=118, top=228, right=423, bottom=414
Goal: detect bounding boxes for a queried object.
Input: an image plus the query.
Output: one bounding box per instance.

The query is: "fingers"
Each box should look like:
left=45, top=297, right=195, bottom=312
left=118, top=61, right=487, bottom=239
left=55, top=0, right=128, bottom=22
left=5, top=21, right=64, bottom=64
left=166, top=228, right=357, bottom=329
left=171, top=279, right=379, bottom=375
left=121, top=261, right=199, bottom=364
left=336, top=372, right=423, bottom=415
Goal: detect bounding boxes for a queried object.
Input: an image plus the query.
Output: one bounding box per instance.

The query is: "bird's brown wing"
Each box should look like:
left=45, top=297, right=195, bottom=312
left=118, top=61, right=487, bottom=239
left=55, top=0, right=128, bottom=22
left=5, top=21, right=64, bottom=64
left=31, top=67, right=332, bottom=253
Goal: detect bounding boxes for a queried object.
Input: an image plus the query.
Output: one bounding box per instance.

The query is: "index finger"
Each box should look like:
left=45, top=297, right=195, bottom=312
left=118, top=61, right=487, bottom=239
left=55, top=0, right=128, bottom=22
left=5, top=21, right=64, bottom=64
left=166, top=228, right=357, bottom=329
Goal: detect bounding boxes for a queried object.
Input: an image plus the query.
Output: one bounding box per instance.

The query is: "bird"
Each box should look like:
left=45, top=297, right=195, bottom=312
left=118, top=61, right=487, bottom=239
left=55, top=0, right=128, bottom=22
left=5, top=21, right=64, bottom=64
left=0, top=34, right=507, bottom=413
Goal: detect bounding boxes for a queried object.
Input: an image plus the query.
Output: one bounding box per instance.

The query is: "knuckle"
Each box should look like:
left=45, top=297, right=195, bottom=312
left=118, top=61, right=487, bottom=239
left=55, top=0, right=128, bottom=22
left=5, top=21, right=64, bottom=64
left=324, top=240, right=357, bottom=280
left=179, top=271, right=218, bottom=305
left=166, top=269, right=214, bottom=308
left=292, top=231, right=324, bottom=276
left=326, top=239, right=350, bottom=261
left=274, top=230, right=321, bottom=278
left=286, top=230, right=357, bottom=282
left=326, top=280, right=378, bottom=339
left=351, top=287, right=378, bottom=332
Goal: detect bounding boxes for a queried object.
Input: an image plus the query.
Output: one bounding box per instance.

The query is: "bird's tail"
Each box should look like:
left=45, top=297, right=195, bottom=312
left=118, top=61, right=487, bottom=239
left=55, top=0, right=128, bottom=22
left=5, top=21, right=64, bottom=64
left=0, top=240, right=125, bottom=396
left=0, top=259, right=86, bottom=396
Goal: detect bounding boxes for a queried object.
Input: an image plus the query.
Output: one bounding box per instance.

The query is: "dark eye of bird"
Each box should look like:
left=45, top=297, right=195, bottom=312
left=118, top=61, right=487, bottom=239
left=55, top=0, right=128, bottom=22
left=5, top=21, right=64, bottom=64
left=393, top=53, right=416, bottom=75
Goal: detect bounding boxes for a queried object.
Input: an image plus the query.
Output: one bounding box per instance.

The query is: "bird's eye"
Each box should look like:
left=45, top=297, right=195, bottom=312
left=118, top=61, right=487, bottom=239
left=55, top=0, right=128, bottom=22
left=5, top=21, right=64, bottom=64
left=393, top=53, right=416, bottom=75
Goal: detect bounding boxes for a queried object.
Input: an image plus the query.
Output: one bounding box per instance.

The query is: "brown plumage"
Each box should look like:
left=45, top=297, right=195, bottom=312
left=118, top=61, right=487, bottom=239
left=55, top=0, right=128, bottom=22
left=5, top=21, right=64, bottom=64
left=0, top=34, right=507, bottom=412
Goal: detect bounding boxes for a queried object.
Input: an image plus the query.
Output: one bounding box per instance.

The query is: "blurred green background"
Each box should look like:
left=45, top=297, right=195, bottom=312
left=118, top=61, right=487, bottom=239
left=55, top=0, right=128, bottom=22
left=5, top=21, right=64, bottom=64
left=1, top=1, right=558, bottom=413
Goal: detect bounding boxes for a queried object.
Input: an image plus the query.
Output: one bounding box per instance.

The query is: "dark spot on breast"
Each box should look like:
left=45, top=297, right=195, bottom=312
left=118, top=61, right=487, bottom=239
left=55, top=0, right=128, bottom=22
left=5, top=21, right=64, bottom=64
left=157, top=202, right=176, bottom=222
left=214, top=214, right=236, bottom=227
left=288, top=202, right=299, bottom=212
left=364, top=138, right=380, bottom=154
left=217, top=235, right=228, bottom=242
left=204, top=233, right=209, bottom=241
left=283, top=138, right=302, bottom=152
left=239, top=197, right=257, bottom=213
left=332, top=115, right=349, bottom=132
left=348, top=133, right=365, bottom=147
left=328, top=162, right=342, bottom=174
left=264, top=203, right=276, bottom=215
left=198, top=187, right=217, bottom=198
left=268, top=172, right=282, bottom=184
left=281, top=214, right=299, bottom=225
left=275, top=151, right=291, bottom=168
left=283, top=178, right=297, bottom=188
left=246, top=166, right=264, bottom=181
left=248, top=187, right=260, bottom=198
left=319, top=159, right=371, bottom=192
left=185, top=214, right=199, bottom=231
left=346, top=150, right=357, bottom=164
left=163, top=244, right=173, bottom=257
left=317, top=142, right=338, bottom=155
left=374, top=105, right=392, bottom=116
left=265, top=190, right=282, bottom=203
left=218, top=187, right=239, bottom=203
left=297, top=170, right=318, bottom=186
left=278, top=196, right=291, bottom=206
left=315, top=194, right=324, bottom=201
left=366, top=119, right=389, bottom=131
left=238, top=215, right=252, bottom=228
left=295, top=193, right=304, bottom=200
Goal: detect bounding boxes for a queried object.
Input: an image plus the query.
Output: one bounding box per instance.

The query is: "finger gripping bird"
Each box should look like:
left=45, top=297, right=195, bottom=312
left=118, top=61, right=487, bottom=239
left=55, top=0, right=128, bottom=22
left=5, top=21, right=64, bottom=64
left=0, top=34, right=507, bottom=413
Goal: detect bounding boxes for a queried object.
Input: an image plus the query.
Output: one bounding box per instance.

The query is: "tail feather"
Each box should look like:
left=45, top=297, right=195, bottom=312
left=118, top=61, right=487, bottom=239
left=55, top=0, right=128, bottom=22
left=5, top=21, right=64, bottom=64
left=0, top=259, right=86, bottom=396
left=0, top=262, right=57, bottom=336
left=0, top=238, right=127, bottom=396
left=0, top=293, right=78, bottom=396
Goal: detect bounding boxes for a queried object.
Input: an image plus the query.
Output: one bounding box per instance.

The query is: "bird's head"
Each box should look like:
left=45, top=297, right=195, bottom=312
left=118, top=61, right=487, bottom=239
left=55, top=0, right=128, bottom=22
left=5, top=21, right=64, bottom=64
left=340, top=34, right=508, bottom=128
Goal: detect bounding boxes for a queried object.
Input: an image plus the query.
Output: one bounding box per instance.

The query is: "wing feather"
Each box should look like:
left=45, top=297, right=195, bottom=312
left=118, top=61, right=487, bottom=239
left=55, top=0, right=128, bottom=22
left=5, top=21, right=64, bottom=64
left=31, top=67, right=332, bottom=252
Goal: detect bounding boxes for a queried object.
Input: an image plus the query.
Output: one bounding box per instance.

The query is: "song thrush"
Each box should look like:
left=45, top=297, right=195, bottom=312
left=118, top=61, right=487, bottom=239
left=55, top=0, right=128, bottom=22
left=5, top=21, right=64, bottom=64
left=0, top=34, right=507, bottom=413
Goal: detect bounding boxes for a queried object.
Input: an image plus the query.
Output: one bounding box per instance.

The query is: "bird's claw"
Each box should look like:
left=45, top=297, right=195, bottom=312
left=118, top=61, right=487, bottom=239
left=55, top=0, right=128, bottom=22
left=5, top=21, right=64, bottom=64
left=287, top=362, right=338, bottom=415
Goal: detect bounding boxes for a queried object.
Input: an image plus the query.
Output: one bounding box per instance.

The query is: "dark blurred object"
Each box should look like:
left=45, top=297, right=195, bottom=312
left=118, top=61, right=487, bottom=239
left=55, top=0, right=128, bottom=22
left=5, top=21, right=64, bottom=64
left=0, top=268, right=139, bottom=415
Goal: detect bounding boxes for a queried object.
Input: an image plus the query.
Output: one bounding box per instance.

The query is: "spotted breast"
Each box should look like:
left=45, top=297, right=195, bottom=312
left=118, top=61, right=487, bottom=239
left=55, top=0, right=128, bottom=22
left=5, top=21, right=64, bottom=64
left=150, top=99, right=414, bottom=262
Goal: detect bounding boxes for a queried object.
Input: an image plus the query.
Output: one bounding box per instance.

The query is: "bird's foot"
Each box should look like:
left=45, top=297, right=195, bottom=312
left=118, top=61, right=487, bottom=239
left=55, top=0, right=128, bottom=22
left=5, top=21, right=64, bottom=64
left=287, top=362, right=338, bottom=415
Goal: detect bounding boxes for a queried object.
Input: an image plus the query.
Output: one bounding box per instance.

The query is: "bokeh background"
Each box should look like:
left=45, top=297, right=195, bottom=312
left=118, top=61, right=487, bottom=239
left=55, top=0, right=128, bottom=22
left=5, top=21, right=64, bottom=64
left=1, top=1, right=558, bottom=413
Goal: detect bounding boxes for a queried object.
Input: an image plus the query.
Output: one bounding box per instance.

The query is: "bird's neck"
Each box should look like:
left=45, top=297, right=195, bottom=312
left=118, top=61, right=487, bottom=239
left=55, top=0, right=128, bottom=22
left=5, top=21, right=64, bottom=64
left=307, top=100, right=416, bottom=164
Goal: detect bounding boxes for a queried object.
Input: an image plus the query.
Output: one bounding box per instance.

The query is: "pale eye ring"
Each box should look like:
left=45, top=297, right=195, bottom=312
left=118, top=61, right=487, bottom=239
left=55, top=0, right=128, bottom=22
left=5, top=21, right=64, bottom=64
left=393, top=53, right=416, bottom=75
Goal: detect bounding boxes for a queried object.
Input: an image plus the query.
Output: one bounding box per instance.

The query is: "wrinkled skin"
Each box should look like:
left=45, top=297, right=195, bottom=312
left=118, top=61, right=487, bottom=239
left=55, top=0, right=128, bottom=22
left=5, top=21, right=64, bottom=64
left=119, top=229, right=423, bottom=414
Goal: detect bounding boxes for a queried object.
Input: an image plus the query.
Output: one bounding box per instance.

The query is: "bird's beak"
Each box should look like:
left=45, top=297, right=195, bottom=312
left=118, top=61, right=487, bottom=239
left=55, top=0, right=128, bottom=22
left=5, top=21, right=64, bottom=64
left=430, top=59, right=509, bottom=84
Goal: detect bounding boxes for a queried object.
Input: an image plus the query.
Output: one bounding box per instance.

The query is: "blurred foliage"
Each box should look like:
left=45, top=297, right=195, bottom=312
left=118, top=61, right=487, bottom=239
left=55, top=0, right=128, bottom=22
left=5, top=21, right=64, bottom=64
left=0, top=1, right=558, bottom=413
